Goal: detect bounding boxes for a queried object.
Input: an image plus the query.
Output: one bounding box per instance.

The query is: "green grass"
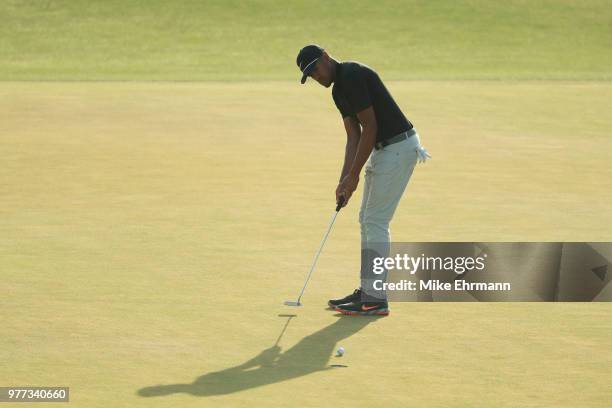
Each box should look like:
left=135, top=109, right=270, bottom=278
left=1, top=2, right=611, bottom=406
left=1, top=82, right=611, bottom=407
left=1, top=0, right=611, bottom=80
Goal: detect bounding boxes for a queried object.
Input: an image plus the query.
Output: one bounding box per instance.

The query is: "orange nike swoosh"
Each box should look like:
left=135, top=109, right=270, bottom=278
left=361, top=304, right=379, bottom=311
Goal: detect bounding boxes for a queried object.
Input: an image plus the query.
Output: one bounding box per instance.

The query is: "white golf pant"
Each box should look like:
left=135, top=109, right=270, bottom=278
left=359, top=131, right=420, bottom=244
left=360, top=131, right=421, bottom=299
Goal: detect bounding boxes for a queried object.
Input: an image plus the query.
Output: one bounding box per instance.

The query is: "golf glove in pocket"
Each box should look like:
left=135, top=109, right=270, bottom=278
left=416, top=146, right=431, bottom=163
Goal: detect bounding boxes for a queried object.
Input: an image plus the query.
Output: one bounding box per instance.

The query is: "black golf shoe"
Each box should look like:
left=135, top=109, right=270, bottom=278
left=335, top=301, right=389, bottom=316
left=327, top=288, right=362, bottom=309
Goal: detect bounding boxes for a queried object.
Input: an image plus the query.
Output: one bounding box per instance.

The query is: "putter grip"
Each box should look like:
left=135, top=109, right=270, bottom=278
left=336, top=195, right=345, bottom=212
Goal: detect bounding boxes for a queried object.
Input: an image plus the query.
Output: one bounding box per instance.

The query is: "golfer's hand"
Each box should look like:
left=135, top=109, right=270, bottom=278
left=336, top=173, right=359, bottom=206
left=416, top=146, right=431, bottom=163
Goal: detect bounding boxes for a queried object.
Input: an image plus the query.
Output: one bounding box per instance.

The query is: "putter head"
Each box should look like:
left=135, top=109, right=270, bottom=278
left=284, top=300, right=302, bottom=307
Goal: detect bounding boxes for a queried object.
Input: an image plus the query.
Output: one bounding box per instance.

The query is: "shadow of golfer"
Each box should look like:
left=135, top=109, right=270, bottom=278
left=137, top=315, right=379, bottom=397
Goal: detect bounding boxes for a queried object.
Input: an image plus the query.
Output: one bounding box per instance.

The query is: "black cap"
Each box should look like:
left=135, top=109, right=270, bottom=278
left=296, top=44, right=323, bottom=84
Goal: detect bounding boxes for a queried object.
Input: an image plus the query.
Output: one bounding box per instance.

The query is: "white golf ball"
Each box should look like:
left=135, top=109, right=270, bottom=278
left=336, top=346, right=345, bottom=357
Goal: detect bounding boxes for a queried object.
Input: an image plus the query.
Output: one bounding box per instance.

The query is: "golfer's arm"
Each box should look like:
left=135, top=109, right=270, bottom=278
left=348, top=107, right=377, bottom=177
left=339, top=116, right=361, bottom=181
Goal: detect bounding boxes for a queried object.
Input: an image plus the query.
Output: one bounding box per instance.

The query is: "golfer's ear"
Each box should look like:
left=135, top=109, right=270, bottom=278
left=356, top=106, right=377, bottom=130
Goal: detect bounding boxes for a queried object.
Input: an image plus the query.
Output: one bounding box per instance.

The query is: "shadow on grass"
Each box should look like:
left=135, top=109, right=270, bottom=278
left=137, top=314, right=380, bottom=397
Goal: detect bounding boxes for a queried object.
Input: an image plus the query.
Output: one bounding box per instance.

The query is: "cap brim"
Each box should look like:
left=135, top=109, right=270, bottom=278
left=299, top=60, right=318, bottom=84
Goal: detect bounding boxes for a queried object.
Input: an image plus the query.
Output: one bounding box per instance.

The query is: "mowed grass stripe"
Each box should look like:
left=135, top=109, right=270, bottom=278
left=1, top=0, right=611, bottom=80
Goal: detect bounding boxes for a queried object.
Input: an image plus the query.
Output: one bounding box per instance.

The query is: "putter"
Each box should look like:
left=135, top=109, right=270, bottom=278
left=284, top=196, right=345, bottom=307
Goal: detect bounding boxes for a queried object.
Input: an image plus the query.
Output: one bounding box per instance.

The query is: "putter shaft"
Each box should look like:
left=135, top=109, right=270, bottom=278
left=292, top=208, right=341, bottom=305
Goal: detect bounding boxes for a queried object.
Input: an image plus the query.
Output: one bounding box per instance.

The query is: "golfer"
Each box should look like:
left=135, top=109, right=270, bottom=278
left=296, top=44, right=430, bottom=316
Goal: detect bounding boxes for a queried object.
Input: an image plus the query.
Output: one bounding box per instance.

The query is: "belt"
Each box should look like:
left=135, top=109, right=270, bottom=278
left=374, top=128, right=416, bottom=150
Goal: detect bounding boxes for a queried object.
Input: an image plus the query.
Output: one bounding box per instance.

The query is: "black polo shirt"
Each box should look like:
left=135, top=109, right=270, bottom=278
left=332, top=61, right=413, bottom=142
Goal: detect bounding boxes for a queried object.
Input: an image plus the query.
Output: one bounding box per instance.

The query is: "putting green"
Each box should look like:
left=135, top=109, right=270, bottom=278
left=1, top=81, right=611, bottom=407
